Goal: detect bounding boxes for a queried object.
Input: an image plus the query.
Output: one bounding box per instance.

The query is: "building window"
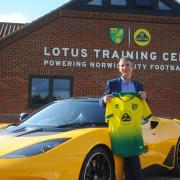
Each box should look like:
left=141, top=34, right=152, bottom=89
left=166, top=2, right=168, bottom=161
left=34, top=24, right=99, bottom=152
left=53, top=79, right=71, bottom=100
left=111, top=0, right=126, bottom=6
left=88, top=0, right=102, bottom=6
left=135, top=0, right=151, bottom=7
left=30, top=76, right=72, bottom=106
left=158, top=1, right=171, bottom=11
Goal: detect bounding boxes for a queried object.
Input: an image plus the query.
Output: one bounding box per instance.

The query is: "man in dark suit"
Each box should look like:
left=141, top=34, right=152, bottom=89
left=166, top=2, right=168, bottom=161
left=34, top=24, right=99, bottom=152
left=100, top=56, right=146, bottom=180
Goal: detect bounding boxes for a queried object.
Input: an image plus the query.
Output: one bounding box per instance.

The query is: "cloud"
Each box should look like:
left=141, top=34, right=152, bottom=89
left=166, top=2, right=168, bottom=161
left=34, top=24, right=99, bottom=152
left=0, top=13, right=27, bottom=23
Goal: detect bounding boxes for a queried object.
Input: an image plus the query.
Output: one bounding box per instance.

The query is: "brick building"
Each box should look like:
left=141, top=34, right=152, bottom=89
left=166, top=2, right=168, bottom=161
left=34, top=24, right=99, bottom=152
left=0, top=0, right=180, bottom=122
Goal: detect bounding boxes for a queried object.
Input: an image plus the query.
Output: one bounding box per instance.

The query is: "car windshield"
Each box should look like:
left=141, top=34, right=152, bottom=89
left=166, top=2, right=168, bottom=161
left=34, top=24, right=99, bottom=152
left=21, top=100, right=106, bottom=127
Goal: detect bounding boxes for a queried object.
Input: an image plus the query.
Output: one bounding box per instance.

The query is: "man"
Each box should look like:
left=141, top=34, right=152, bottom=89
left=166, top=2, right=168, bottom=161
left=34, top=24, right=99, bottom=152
left=100, top=56, right=147, bottom=180
left=100, top=56, right=146, bottom=107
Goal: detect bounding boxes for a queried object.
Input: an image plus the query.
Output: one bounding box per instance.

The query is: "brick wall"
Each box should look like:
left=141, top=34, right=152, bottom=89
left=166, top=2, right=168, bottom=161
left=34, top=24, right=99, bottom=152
left=0, top=10, right=179, bottom=121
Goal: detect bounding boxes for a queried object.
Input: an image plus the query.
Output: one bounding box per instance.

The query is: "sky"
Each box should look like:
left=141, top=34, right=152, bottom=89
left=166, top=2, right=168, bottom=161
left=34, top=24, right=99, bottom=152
left=0, top=0, right=180, bottom=23
left=0, top=0, right=71, bottom=23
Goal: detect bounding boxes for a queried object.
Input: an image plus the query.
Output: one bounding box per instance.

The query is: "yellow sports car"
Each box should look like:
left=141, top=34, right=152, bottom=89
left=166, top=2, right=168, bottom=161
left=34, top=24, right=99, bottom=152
left=0, top=97, right=179, bottom=180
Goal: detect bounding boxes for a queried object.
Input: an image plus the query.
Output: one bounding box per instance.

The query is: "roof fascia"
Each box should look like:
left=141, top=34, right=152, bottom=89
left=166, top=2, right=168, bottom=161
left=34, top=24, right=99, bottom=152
left=62, top=0, right=180, bottom=16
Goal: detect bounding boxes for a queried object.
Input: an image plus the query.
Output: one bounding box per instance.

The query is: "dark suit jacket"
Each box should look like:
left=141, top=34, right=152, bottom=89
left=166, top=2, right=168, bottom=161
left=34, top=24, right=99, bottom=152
left=99, top=77, right=144, bottom=107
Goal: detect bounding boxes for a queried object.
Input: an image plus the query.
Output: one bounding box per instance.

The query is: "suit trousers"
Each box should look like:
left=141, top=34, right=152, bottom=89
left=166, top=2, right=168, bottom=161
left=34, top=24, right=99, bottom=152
left=124, top=156, right=144, bottom=180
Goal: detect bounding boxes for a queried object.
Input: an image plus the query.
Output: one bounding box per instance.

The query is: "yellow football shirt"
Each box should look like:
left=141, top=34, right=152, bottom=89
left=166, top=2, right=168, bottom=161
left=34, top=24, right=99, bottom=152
left=105, top=93, right=152, bottom=157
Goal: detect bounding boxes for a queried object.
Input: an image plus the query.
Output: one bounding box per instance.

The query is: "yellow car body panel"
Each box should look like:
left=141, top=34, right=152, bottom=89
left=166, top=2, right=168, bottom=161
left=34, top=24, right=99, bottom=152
left=0, top=116, right=179, bottom=180
left=0, top=128, right=123, bottom=179
left=141, top=117, right=180, bottom=170
left=0, top=123, right=13, bottom=129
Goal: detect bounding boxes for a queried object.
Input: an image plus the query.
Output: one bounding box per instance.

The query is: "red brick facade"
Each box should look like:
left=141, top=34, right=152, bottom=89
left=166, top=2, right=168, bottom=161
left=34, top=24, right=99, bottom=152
left=0, top=9, right=180, bottom=121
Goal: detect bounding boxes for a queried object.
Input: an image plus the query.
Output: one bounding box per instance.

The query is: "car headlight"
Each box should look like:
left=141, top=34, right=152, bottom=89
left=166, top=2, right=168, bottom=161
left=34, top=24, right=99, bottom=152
left=1, top=138, right=70, bottom=159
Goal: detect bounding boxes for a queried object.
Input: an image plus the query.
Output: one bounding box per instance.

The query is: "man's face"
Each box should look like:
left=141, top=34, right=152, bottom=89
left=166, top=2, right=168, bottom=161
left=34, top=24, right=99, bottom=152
left=119, top=60, right=133, bottom=79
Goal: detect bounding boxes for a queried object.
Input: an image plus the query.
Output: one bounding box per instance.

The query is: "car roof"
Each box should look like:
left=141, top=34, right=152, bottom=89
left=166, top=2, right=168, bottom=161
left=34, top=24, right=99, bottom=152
left=55, top=97, right=101, bottom=103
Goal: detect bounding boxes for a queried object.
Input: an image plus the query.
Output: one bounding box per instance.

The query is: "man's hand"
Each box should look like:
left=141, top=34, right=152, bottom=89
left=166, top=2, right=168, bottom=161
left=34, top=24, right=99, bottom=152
left=138, top=91, right=147, bottom=99
left=103, top=94, right=113, bottom=104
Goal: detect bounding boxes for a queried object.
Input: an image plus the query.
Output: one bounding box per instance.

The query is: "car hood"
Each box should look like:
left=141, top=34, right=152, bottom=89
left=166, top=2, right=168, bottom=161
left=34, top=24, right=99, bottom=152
left=0, top=126, right=102, bottom=156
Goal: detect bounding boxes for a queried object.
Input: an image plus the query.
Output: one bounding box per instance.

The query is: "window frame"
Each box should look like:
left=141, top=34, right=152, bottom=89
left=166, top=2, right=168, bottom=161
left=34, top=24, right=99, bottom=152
left=29, top=75, right=73, bottom=108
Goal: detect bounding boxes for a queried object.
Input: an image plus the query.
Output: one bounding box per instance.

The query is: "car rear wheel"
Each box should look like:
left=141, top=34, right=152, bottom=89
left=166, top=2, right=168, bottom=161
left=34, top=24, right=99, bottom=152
left=174, top=138, right=180, bottom=176
left=79, top=147, right=115, bottom=180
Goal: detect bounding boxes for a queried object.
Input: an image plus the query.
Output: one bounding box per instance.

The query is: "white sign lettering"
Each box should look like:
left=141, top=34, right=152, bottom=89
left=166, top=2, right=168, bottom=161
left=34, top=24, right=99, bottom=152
left=43, top=47, right=180, bottom=71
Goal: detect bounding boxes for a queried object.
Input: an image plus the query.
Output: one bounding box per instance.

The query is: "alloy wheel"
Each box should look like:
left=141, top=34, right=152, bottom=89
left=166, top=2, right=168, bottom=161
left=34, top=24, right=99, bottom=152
left=83, top=152, right=112, bottom=180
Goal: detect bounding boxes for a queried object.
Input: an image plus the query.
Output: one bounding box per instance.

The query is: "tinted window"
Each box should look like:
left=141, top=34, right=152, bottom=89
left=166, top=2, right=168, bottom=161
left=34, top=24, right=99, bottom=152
left=30, top=77, right=72, bottom=106
left=22, top=101, right=105, bottom=126
left=158, top=1, right=171, bottom=11
left=111, top=0, right=126, bottom=6
left=88, top=0, right=102, bottom=6
left=53, top=79, right=71, bottom=100
left=135, top=0, right=151, bottom=7
left=31, top=78, right=49, bottom=105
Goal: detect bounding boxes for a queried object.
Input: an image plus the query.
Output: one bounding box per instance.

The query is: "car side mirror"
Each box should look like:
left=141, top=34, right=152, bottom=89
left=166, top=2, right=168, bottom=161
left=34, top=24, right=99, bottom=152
left=19, top=113, right=29, bottom=121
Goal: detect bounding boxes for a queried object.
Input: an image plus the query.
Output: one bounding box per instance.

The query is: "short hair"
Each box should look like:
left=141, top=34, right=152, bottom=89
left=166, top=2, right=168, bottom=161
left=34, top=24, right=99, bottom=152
left=119, top=56, right=134, bottom=67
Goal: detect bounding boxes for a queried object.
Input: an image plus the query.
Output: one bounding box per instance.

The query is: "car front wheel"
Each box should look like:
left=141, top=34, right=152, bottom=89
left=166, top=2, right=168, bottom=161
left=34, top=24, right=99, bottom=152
left=79, top=147, right=115, bottom=180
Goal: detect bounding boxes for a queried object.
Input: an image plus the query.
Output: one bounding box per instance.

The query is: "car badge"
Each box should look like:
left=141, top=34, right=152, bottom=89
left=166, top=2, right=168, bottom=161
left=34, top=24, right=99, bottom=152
left=134, top=29, right=151, bottom=46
